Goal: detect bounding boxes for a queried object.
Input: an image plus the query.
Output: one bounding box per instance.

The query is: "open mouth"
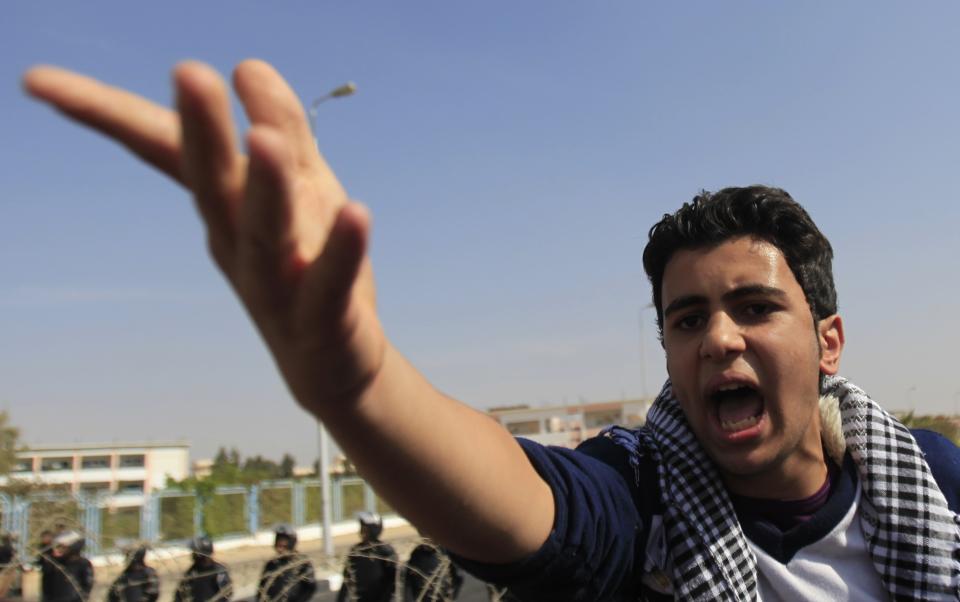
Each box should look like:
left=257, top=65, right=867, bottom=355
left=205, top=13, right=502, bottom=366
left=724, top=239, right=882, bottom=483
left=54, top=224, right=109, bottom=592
left=711, top=384, right=765, bottom=433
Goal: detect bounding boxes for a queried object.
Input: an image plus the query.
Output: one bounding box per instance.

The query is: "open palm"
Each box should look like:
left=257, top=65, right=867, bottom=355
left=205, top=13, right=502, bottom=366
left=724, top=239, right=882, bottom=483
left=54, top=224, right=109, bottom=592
left=25, top=60, right=385, bottom=413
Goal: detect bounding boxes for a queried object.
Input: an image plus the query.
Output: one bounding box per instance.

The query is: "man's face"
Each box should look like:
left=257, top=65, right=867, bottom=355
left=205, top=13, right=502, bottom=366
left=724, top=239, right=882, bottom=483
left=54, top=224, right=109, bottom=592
left=660, top=236, right=842, bottom=497
left=275, top=538, right=291, bottom=554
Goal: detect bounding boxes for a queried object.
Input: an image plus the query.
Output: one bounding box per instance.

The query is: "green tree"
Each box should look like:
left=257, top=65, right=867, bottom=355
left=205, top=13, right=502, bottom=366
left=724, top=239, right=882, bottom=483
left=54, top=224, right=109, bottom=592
left=0, top=411, right=21, bottom=476
left=213, top=447, right=230, bottom=468
left=242, top=455, right=279, bottom=481
left=279, top=454, right=295, bottom=479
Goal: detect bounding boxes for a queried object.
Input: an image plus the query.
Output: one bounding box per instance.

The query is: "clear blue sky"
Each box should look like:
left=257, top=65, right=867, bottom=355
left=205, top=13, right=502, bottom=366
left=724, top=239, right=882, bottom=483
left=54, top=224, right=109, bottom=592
left=4, top=3, right=960, bottom=465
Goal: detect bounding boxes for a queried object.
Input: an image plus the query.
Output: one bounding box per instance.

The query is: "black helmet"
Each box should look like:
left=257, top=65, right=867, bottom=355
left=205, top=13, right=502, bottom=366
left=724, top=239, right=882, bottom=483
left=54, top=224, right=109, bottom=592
left=126, top=544, right=149, bottom=566
left=52, top=530, right=85, bottom=556
left=357, top=512, right=383, bottom=540
left=274, top=524, right=297, bottom=550
left=189, top=535, right=214, bottom=557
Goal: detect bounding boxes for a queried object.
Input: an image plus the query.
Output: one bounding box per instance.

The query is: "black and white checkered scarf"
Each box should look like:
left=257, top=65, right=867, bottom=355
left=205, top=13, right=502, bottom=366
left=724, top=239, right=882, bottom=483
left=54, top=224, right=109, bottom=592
left=605, top=375, right=960, bottom=601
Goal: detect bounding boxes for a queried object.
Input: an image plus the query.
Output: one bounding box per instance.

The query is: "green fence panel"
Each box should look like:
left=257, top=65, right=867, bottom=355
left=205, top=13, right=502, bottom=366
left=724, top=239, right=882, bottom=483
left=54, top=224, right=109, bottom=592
left=203, top=491, right=247, bottom=538
left=304, top=485, right=322, bottom=524
left=339, top=482, right=365, bottom=522
left=375, top=496, right=393, bottom=516
left=100, top=506, right=141, bottom=550
left=258, top=487, right=292, bottom=528
left=158, top=496, right=195, bottom=542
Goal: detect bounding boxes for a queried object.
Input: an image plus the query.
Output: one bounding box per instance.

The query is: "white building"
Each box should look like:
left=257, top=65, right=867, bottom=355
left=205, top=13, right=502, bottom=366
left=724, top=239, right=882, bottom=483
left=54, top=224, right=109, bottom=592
left=488, top=399, right=651, bottom=449
left=1, top=441, right=190, bottom=505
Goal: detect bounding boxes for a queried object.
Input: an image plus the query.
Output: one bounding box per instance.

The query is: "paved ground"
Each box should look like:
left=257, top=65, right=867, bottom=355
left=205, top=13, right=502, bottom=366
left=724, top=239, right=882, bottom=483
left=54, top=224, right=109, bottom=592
left=309, top=572, right=493, bottom=601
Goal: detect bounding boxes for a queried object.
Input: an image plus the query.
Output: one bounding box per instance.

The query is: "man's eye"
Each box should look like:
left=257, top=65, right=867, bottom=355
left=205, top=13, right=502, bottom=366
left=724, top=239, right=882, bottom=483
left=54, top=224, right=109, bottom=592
left=743, top=303, right=774, bottom=317
left=675, top=315, right=705, bottom=330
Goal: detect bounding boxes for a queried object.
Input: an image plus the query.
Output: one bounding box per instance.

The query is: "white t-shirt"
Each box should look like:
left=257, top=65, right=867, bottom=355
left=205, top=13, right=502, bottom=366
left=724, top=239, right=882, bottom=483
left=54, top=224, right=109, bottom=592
left=750, top=478, right=888, bottom=601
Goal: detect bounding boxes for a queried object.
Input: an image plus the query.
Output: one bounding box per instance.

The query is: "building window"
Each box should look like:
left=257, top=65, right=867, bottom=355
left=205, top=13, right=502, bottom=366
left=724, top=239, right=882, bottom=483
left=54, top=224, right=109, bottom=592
left=117, top=480, right=144, bottom=493
left=546, top=417, right=572, bottom=433
left=40, top=457, right=73, bottom=471
left=81, top=455, right=111, bottom=469
left=118, top=454, right=145, bottom=468
left=504, top=420, right=541, bottom=435
left=79, top=482, right=111, bottom=493
left=13, top=458, right=33, bottom=473
left=584, top=409, right=621, bottom=429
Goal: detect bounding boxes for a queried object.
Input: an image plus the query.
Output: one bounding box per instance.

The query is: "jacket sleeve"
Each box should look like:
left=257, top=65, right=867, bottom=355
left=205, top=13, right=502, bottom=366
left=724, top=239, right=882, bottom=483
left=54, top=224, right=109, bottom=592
left=255, top=563, right=269, bottom=602
left=451, top=437, right=648, bottom=601
left=79, top=560, right=95, bottom=598
left=912, top=428, right=960, bottom=513
left=216, top=566, right=233, bottom=601
left=107, top=579, right=120, bottom=602
left=293, top=557, right=317, bottom=602
left=383, top=545, right=398, bottom=596
left=145, top=568, right=160, bottom=602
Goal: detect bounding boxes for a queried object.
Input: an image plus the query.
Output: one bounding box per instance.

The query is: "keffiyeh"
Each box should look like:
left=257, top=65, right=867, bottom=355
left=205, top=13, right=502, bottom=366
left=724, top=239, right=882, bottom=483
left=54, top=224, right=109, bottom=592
left=604, top=375, right=960, bottom=601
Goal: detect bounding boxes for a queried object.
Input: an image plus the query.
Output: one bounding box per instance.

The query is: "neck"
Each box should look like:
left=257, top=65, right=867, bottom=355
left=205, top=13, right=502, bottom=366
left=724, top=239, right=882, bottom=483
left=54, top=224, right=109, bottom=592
left=724, top=427, right=829, bottom=500
left=726, top=452, right=828, bottom=500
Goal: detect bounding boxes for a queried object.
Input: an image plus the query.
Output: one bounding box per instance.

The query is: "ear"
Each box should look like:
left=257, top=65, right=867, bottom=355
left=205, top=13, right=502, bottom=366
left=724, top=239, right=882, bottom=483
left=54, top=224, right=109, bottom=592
left=817, top=314, right=844, bottom=375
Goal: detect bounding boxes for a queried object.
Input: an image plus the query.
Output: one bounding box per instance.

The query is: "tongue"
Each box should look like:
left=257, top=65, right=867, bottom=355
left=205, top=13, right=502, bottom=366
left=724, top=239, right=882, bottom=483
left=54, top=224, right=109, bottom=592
left=717, top=392, right=763, bottom=424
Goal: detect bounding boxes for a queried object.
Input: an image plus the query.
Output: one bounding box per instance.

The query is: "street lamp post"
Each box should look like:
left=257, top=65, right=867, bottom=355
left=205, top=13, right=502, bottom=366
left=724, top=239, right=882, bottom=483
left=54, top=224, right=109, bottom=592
left=309, top=82, right=356, bottom=132
left=308, top=81, right=356, bottom=559
left=638, top=303, right=655, bottom=401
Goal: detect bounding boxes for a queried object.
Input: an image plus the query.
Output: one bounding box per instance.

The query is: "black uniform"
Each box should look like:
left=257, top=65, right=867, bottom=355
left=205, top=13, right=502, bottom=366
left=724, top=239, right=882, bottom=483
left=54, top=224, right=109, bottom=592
left=336, top=540, right=397, bottom=602
left=256, top=552, right=316, bottom=602
left=108, top=563, right=160, bottom=602
left=0, top=539, right=19, bottom=598
left=174, top=561, right=232, bottom=602
left=36, top=549, right=56, bottom=600
left=402, top=543, right=463, bottom=602
left=41, top=554, right=94, bottom=602
left=0, top=539, right=14, bottom=566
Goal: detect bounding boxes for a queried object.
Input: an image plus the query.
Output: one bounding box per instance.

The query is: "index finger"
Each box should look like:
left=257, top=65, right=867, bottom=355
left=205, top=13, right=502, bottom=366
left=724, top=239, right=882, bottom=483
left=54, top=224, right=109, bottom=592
left=23, top=65, right=184, bottom=184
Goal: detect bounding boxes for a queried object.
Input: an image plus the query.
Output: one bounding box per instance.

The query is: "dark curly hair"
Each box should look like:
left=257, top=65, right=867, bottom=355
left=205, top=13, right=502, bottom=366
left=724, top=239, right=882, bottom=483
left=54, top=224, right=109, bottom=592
left=643, top=185, right=837, bottom=339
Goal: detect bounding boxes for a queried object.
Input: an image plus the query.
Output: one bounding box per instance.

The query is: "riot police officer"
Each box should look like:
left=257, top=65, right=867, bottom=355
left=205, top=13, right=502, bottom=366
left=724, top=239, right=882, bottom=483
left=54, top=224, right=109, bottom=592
left=108, top=545, right=159, bottom=602
left=43, top=530, right=93, bottom=602
left=255, top=525, right=316, bottom=602
left=174, top=536, right=232, bottom=602
left=336, top=512, right=397, bottom=602
left=402, top=539, right=462, bottom=602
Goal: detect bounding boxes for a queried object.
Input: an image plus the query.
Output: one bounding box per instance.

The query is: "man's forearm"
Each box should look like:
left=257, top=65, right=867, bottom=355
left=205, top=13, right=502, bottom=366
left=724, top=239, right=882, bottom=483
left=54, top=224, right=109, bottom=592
left=316, top=343, right=555, bottom=563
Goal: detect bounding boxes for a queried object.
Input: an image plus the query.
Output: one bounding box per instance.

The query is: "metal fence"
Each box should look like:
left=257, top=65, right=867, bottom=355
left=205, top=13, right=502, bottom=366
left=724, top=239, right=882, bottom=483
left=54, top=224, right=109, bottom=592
left=1, top=476, right=390, bottom=558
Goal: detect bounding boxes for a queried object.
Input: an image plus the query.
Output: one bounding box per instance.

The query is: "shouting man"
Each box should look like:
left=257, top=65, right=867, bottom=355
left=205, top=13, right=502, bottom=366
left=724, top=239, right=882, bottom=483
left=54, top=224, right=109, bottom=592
left=24, top=60, right=960, bottom=600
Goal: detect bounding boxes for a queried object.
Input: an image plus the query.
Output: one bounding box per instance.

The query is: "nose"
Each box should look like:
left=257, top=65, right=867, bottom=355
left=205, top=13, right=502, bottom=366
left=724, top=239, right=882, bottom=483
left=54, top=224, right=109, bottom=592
left=699, top=312, right=745, bottom=360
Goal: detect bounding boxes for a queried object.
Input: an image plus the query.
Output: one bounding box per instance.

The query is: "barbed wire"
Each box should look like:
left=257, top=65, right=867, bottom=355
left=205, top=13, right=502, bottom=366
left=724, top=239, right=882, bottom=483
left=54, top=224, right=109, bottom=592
left=5, top=503, right=506, bottom=601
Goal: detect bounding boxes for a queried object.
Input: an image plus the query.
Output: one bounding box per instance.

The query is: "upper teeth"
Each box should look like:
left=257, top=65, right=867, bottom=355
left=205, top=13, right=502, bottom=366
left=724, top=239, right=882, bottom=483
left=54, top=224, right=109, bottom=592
left=717, top=383, right=747, bottom=392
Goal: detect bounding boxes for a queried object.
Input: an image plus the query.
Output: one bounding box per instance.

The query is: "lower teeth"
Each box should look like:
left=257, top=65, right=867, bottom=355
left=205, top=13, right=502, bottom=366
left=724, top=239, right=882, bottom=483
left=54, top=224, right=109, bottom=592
left=721, top=414, right=759, bottom=431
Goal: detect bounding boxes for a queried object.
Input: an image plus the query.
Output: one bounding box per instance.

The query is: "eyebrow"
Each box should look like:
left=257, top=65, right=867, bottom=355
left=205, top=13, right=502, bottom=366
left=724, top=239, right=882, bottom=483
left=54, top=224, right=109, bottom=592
left=662, top=284, right=788, bottom=318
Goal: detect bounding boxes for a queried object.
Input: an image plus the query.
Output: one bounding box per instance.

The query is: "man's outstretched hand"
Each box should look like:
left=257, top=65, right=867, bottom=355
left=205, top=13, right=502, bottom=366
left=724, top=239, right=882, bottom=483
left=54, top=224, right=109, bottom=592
left=23, top=59, right=556, bottom=563
left=23, top=60, right=385, bottom=414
